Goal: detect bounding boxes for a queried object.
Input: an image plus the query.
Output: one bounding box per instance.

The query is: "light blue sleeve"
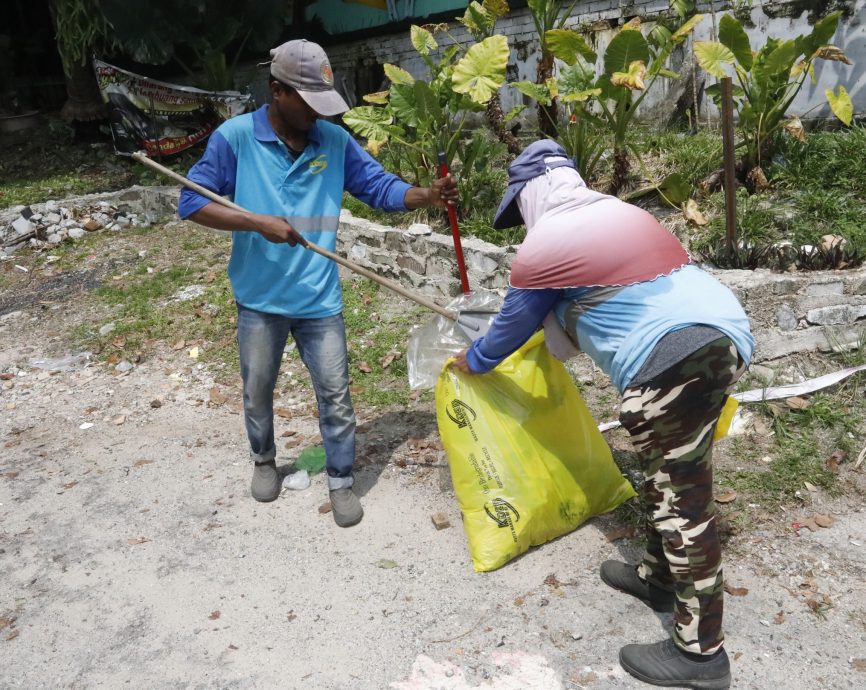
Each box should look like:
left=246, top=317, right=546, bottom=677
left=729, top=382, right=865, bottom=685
left=466, top=287, right=561, bottom=373
left=177, top=130, right=238, bottom=219
left=343, top=135, right=412, bottom=211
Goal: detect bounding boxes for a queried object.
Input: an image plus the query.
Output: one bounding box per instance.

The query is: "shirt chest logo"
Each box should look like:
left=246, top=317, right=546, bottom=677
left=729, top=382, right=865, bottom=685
left=309, top=154, right=328, bottom=175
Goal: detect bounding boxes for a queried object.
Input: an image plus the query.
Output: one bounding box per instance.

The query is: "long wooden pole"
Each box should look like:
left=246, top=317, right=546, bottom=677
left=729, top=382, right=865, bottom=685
left=720, top=77, right=737, bottom=253
left=131, top=151, right=457, bottom=321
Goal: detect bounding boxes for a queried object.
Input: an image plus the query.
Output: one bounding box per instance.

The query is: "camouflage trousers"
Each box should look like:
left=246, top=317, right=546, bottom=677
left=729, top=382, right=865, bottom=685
left=619, top=337, right=746, bottom=655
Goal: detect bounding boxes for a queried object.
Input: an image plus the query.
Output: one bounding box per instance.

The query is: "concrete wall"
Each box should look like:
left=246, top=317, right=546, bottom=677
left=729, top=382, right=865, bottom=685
left=323, top=0, right=865, bottom=123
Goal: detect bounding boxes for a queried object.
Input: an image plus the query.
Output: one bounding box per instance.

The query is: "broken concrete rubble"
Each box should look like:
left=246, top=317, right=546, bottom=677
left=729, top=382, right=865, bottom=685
left=1, top=199, right=143, bottom=253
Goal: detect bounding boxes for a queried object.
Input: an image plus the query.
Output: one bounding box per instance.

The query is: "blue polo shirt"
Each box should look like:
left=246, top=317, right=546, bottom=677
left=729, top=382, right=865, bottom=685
left=467, top=265, right=754, bottom=393
left=178, top=105, right=412, bottom=318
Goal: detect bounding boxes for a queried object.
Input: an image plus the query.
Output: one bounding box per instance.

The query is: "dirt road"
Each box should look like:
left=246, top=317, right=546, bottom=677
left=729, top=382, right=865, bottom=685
left=1, top=273, right=865, bottom=689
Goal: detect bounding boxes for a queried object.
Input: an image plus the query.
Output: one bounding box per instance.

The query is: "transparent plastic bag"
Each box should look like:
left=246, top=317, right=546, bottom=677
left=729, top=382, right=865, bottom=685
left=407, top=291, right=501, bottom=390
left=28, top=351, right=92, bottom=372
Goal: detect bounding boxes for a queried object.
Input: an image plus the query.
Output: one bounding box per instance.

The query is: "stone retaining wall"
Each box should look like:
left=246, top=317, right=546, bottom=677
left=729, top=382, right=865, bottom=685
left=336, top=209, right=866, bottom=364
left=4, top=187, right=864, bottom=365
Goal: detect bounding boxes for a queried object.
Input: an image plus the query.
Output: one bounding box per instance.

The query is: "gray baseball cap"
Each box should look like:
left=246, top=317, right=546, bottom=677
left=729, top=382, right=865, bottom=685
left=268, top=39, right=349, bottom=117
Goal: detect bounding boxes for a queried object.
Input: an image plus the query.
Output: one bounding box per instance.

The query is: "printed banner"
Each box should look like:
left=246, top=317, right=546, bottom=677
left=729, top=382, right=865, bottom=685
left=94, top=59, right=253, bottom=157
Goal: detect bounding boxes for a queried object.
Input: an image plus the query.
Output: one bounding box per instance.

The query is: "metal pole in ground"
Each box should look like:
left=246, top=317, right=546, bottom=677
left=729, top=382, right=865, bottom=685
left=721, top=76, right=737, bottom=254
left=437, top=152, right=470, bottom=294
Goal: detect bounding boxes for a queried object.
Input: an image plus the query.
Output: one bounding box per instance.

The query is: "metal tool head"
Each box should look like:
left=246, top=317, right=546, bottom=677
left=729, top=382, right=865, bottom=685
left=455, top=309, right=497, bottom=343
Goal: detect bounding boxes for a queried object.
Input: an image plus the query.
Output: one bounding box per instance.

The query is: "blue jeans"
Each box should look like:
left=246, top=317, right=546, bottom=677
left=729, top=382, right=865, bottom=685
left=236, top=304, right=356, bottom=490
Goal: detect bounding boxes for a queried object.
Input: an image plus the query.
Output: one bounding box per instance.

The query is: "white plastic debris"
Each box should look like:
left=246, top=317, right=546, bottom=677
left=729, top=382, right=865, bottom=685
left=11, top=217, right=33, bottom=236
left=29, top=352, right=91, bottom=372
left=282, top=470, right=311, bottom=491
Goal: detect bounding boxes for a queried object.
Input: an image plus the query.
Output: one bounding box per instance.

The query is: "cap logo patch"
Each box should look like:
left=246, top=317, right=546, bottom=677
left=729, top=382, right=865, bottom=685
left=321, top=61, right=333, bottom=86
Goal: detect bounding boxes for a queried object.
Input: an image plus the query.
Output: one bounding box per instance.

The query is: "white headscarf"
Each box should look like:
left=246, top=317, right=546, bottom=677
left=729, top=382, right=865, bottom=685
left=516, top=160, right=610, bottom=231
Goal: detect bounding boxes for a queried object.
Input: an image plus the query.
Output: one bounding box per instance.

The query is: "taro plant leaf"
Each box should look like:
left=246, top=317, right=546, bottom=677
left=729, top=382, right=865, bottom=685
left=826, top=85, right=853, bottom=125
left=363, top=91, right=389, bottom=105
left=366, top=139, right=386, bottom=156
left=460, top=0, right=509, bottom=38
left=513, top=80, right=553, bottom=106
left=463, top=1, right=489, bottom=35
left=798, top=10, right=841, bottom=57
left=504, top=105, right=525, bottom=123
left=460, top=1, right=493, bottom=36
left=413, top=80, right=442, bottom=125
left=671, top=0, right=696, bottom=19
left=384, top=63, right=415, bottom=86
left=719, top=13, right=753, bottom=69
left=343, top=106, right=394, bottom=141
left=410, top=24, right=438, bottom=56
left=671, top=14, right=704, bottom=45
left=452, top=35, right=509, bottom=104
left=813, top=45, right=852, bottom=65
left=705, top=82, right=745, bottom=104
left=683, top=199, right=708, bottom=226
left=658, top=172, right=692, bottom=206
left=545, top=29, right=597, bottom=65
left=560, top=88, right=603, bottom=103
left=784, top=116, right=806, bottom=142
left=649, top=24, right=673, bottom=51
left=604, top=28, right=650, bottom=75
left=485, top=0, right=509, bottom=17
left=558, top=62, right=596, bottom=97
left=389, top=83, right=418, bottom=127
left=761, top=39, right=798, bottom=77
left=694, top=41, right=737, bottom=78
left=611, top=60, right=647, bottom=90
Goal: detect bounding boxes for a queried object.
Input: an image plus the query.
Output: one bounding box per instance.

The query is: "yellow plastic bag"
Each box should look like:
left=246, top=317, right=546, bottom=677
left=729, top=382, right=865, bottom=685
left=436, top=331, right=637, bottom=572
left=713, top=396, right=739, bottom=442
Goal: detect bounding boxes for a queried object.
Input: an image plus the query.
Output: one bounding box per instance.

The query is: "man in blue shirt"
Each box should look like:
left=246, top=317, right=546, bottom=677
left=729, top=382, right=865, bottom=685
left=453, top=141, right=753, bottom=690
left=178, top=39, right=457, bottom=527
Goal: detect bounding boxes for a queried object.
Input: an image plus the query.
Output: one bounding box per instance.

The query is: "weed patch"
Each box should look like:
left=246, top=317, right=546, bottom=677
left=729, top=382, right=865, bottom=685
left=0, top=118, right=199, bottom=210
left=343, top=277, right=431, bottom=407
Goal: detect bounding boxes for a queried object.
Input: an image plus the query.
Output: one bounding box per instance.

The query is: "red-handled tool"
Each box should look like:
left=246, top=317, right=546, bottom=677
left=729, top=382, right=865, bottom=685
left=438, top=151, right=470, bottom=294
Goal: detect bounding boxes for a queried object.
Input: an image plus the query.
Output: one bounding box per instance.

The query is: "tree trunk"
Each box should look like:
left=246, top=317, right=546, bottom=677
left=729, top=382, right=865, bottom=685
left=536, top=51, right=558, bottom=138
left=486, top=93, right=521, bottom=155
left=60, top=60, right=106, bottom=123
left=609, top=146, right=630, bottom=196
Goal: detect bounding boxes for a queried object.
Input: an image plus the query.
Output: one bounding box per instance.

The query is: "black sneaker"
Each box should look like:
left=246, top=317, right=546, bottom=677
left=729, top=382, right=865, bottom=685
left=250, top=460, right=280, bottom=502
left=329, top=488, right=363, bottom=527
left=619, top=637, right=731, bottom=689
left=600, top=560, right=675, bottom=612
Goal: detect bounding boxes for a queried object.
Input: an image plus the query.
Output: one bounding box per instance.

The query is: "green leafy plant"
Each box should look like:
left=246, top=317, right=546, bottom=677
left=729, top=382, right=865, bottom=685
left=100, top=0, right=287, bottom=91
left=695, top=11, right=854, bottom=180
left=537, top=14, right=704, bottom=194
left=49, top=0, right=120, bottom=121
left=457, top=0, right=521, bottom=154
left=50, top=0, right=117, bottom=78
left=525, top=0, right=580, bottom=137
left=343, top=25, right=508, bottom=190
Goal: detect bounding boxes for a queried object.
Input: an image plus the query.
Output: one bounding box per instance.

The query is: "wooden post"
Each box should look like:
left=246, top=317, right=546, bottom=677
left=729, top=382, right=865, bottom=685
left=721, top=76, right=737, bottom=253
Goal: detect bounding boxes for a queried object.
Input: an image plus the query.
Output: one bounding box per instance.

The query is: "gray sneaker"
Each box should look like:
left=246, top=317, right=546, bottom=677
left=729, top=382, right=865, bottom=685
left=329, top=488, right=363, bottom=527
left=251, top=460, right=280, bottom=502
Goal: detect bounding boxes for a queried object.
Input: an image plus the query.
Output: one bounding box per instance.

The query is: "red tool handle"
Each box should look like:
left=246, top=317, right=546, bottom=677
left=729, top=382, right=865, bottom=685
left=438, top=152, right=470, bottom=294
